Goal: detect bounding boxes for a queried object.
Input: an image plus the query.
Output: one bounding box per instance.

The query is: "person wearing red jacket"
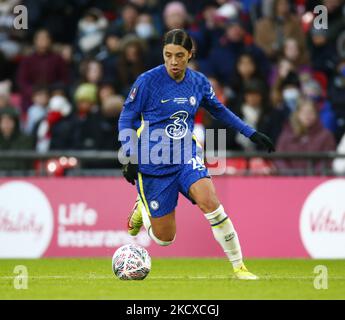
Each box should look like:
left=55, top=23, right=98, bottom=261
left=17, top=29, right=69, bottom=111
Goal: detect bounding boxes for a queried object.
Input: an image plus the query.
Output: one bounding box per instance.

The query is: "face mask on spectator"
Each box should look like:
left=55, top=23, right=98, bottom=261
left=334, top=75, right=345, bottom=88
left=82, top=22, right=98, bottom=34
left=135, top=23, right=154, bottom=39
left=282, top=88, right=300, bottom=111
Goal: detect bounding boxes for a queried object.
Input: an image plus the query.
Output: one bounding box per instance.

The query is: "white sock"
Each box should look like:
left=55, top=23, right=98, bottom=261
left=140, top=198, right=175, bottom=246
left=205, top=205, right=243, bottom=269
left=140, top=200, right=151, bottom=231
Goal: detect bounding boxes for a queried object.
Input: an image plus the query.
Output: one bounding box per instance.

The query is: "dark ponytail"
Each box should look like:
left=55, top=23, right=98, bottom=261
left=163, top=29, right=194, bottom=53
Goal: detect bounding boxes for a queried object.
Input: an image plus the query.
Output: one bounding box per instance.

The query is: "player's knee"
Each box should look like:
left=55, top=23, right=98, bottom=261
left=151, top=229, right=175, bottom=246
left=190, top=185, right=220, bottom=213
left=197, top=196, right=220, bottom=214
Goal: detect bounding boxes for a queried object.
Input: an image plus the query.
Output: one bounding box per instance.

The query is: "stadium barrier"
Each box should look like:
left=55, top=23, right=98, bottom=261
left=0, top=175, right=344, bottom=259
left=0, top=150, right=345, bottom=176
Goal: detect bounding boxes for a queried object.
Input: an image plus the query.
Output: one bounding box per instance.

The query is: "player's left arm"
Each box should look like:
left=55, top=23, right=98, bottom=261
left=200, top=76, right=275, bottom=152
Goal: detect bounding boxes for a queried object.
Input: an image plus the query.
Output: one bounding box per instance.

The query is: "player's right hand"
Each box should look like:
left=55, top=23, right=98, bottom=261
left=122, top=163, right=138, bottom=185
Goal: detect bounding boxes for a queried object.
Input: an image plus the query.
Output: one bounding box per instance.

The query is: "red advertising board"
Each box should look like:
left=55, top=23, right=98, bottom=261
left=0, top=177, right=344, bottom=258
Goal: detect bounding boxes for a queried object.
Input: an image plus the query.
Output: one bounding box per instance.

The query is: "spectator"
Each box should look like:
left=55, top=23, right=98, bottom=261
left=306, top=26, right=337, bottom=75
left=190, top=1, right=222, bottom=61
left=206, top=18, right=270, bottom=83
left=22, top=0, right=82, bottom=43
left=0, top=80, right=11, bottom=110
left=268, top=38, right=311, bottom=87
left=0, top=0, right=22, bottom=84
left=283, top=37, right=309, bottom=68
left=272, top=70, right=301, bottom=113
left=0, top=47, right=17, bottom=84
left=328, top=58, right=345, bottom=141
left=275, top=98, right=336, bottom=173
left=0, top=107, right=33, bottom=171
left=35, top=95, right=72, bottom=152
left=98, top=82, right=116, bottom=107
left=229, top=51, right=268, bottom=108
left=116, top=36, right=147, bottom=95
left=17, top=29, right=69, bottom=111
left=270, top=56, right=295, bottom=88
left=96, top=30, right=122, bottom=83
left=129, top=0, right=160, bottom=13
left=99, top=94, right=124, bottom=148
left=135, top=13, right=158, bottom=40
left=301, top=75, right=337, bottom=134
left=49, top=82, right=69, bottom=99
left=163, top=1, right=190, bottom=31
left=322, top=0, right=345, bottom=59
left=234, top=79, right=285, bottom=150
left=74, top=59, right=104, bottom=102
left=25, top=85, right=50, bottom=135
left=81, top=59, right=104, bottom=85
left=254, top=0, right=307, bottom=62
left=55, top=43, right=78, bottom=85
left=107, top=3, right=139, bottom=37
left=135, top=13, right=162, bottom=68
left=77, top=8, right=108, bottom=57
left=61, top=83, right=103, bottom=151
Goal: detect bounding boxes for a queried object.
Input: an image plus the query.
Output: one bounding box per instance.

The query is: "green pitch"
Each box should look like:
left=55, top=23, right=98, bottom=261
left=0, top=258, right=344, bottom=299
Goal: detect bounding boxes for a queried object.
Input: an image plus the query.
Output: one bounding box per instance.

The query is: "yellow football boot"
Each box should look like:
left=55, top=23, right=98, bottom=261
left=127, top=195, right=144, bottom=236
left=233, top=264, right=259, bottom=280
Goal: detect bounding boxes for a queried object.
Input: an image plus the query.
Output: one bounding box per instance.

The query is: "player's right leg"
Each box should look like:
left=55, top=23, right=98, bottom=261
left=177, top=158, right=258, bottom=280
left=188, top=177, right=259, bottom=280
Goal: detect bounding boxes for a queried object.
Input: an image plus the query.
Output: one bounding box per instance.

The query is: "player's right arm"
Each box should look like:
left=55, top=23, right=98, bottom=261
left=118, top=76, right=148, bottom=184
left=119, top=76, right=147, bottom=131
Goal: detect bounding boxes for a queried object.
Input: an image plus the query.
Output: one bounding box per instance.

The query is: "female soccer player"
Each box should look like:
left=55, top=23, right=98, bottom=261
left=119, top=29, right=274, bottom=280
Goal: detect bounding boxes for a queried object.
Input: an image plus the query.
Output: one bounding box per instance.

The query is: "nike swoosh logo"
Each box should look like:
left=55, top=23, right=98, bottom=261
left=161, top=99, right=170, bottom=103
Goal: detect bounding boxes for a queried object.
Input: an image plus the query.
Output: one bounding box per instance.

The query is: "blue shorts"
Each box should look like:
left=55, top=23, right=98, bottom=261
left=136, top=160, right=210, bottom=218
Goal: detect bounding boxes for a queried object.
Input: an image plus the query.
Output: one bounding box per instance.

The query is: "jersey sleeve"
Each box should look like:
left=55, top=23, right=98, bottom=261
left=118, top=75, right=148, bottom=158
left=119, top=75, right=147, bottom=129
left=200, top=76, right=256, bottom=138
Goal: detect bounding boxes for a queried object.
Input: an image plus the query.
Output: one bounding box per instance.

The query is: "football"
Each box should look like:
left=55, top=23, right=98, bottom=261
left=112, top=244, right=151, bottom=280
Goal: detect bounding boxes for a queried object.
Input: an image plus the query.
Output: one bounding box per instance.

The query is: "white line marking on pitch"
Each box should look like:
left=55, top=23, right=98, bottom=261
left=0, top=275, right=345, bottom=280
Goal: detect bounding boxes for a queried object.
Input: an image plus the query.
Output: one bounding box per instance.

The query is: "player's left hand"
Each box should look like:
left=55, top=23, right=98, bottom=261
left=249, top=131, right=275, bottom=153
left=122, top=163, right=138, bottom=185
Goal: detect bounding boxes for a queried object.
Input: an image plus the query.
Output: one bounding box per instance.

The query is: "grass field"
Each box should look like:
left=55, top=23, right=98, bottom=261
left=0, top=258, right=344, bottom=299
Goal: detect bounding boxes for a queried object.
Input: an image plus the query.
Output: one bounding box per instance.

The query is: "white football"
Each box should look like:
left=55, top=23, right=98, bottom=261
left=112, top=244, right=151, bottom=280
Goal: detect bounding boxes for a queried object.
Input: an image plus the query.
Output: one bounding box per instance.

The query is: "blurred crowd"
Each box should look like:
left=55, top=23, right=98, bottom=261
left=0, top=0, right=345, bottom=174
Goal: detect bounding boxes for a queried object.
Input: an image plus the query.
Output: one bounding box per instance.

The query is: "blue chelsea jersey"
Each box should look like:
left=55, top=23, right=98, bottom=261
left=119, top=64, right=255, bottom=176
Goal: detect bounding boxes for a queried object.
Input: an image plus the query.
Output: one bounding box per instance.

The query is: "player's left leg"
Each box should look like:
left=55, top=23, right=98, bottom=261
left=188, top=178, right=259, bottom=280
left=128, top=194, right=177, bottom=246
left=144, top=209, right=176, bottom=244
left=127, top=194, right=144, bottom=236
left=128, top=172, right=178, bottom=246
